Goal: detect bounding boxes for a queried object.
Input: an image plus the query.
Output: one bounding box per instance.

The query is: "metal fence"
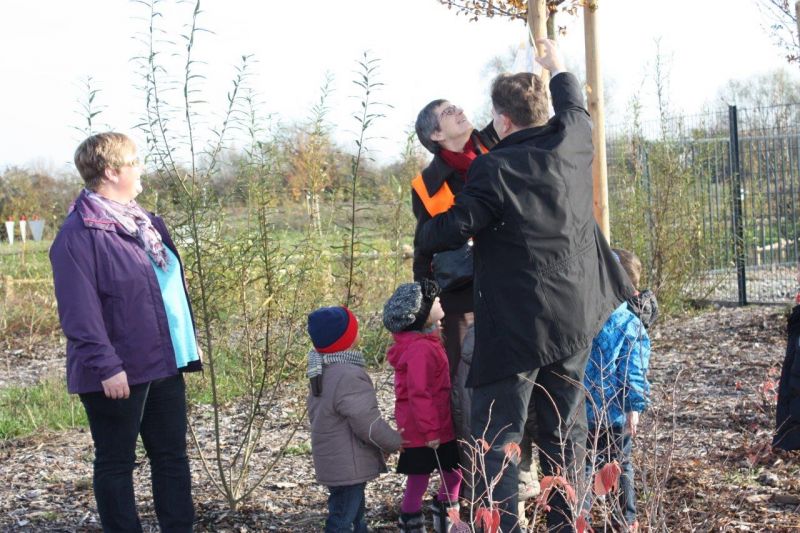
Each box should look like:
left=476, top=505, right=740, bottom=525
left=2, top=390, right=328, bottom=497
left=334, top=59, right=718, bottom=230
left=606, top=103, right=800, bottom=305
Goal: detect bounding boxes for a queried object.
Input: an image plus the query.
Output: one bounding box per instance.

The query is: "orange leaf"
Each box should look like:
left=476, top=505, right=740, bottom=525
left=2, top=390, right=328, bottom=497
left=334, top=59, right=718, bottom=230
left=475, top=505, right=501, bottom=533
left=593, top=461, right=622, bottom=496
left=476, top=438, right=490, bottom=453
left=562, top=479, right=577, bottom=504
left=536, top=474, right=577, bottom=507
left=539, top=475, right=557, bottom=492
left=503, top=441, right=522, bottom=462
left=576, top=513, right=593, bottom=533
left=447, top=506, right=462, bottom=524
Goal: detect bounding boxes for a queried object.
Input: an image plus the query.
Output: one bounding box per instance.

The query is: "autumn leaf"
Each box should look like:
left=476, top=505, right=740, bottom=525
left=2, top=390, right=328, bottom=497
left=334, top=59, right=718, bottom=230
left=536, top=474, right=577, bottom=510
left=475, top=505, right=501, bottom=533
left=504, top=441, right=522, bottom=462
left=593, top=461, right=622, bottom=496
left=447, top=506, right=462, bottom=524
left=563, top=479, right=577, bottom=504
left=576, top=513, right=593, bottom=533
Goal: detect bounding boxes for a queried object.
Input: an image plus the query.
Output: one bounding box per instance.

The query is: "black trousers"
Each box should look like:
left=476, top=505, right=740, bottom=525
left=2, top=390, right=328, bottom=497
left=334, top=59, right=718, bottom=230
left=470, top=346, right=590, bottom=533
left=80, top=374, right=194, bottom=533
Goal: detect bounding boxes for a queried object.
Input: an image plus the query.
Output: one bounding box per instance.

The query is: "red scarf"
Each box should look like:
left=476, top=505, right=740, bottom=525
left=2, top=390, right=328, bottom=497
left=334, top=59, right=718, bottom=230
left=439, top=137, right=479, bottom=179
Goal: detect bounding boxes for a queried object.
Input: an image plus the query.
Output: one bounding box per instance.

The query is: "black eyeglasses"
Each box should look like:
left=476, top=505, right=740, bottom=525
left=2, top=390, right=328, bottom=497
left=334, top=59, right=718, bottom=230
left=439, top=105, right=461, bottom=120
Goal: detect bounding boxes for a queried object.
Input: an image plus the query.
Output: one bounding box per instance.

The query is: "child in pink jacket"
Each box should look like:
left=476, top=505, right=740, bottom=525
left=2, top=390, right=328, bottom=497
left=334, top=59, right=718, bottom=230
left=383, top=280, right=462, bottom=533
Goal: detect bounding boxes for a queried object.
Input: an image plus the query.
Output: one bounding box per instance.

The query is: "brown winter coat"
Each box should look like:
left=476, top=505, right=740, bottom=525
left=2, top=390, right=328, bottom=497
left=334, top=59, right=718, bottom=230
left=307, top=363, right=402, bottom=486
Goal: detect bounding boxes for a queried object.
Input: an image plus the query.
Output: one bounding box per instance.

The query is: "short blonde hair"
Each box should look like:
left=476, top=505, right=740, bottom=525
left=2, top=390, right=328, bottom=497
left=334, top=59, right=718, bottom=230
left=74, top=132, right=137, bottom=190
left=613, top=248, right=642, bottom=289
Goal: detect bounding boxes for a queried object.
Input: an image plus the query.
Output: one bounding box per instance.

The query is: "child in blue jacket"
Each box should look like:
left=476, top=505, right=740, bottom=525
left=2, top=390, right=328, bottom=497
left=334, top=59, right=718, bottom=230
left=584, top=249, right=651, bottom=532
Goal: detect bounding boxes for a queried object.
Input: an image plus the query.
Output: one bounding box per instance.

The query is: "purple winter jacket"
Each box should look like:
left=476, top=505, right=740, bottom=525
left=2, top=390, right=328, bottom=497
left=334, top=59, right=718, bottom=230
left=50, top=190, right=202, bottom=394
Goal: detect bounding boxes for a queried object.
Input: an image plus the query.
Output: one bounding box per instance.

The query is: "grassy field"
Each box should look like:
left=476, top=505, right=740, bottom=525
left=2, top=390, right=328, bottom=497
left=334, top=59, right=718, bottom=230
left=0, top=229, right=412, bottom=440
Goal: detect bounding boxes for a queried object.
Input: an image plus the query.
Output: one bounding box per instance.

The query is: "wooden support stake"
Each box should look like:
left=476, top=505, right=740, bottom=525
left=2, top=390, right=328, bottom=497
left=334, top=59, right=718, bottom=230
left=584, top=1, right=610, bottom=240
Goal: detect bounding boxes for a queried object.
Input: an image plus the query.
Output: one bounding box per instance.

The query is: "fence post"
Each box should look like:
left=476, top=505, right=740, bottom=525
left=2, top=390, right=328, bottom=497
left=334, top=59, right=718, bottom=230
left=729, top=105, right=747, bottom=306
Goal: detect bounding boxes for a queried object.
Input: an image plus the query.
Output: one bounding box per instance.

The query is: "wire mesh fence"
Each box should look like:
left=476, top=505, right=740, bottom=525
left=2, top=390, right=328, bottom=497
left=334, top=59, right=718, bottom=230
left=607, top=104, right=800, bottom=306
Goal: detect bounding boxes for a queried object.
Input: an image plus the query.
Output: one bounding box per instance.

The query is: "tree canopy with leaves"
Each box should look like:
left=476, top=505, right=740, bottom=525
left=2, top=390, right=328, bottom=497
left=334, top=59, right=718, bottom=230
left=756, top=0, right=800, bottom=64
left=437, top=0, right=576, bottom=20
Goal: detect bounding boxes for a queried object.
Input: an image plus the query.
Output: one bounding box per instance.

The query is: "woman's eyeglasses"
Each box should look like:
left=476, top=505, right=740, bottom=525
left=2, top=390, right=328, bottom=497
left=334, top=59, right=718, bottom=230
left=439, top=105, right=461, bottom=120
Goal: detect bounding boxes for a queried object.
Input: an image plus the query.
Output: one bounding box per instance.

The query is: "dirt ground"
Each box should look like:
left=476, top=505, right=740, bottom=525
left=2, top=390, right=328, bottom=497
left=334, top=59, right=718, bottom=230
left=1, top=305, right=799, bottom=532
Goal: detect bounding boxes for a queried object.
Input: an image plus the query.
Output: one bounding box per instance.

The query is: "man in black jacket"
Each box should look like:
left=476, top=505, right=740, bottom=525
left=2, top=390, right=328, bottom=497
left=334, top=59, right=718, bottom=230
left=413, top=88, right=541, bottom=505
left=418, top=39, right=632, bottom=532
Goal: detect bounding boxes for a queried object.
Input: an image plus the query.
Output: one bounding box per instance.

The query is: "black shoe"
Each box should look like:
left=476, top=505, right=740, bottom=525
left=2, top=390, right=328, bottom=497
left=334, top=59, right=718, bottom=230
left=399, top=511, right=427, bottom=533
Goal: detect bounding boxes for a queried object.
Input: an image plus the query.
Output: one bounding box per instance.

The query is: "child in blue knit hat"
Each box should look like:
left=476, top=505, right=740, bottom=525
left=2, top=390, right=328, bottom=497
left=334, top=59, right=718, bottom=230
left=306, top=306, right=402, bottom=532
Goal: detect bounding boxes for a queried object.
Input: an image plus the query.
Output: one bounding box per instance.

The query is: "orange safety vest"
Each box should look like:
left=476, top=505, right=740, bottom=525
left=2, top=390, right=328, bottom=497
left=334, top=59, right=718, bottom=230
left=411, top=175, right=454, bottom=217
left=411, top=141, right=489, bottom=217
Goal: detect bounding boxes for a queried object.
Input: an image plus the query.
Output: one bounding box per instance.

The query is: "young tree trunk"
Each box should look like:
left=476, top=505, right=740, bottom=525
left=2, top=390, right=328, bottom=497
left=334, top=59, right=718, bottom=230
left=527, top=0, right=550, bottom=86
left=311, top=191, right=322, bottom=236
left=795, top=1, right=800, bottom=51
left=584, top=1, right=610, bottom=240
left=546, top=9, right=556, bottom=40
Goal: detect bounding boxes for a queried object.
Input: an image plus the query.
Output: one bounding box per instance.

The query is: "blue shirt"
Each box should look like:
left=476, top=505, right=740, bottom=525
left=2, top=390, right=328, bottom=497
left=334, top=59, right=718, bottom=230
left=151, top=247, right=199, bottom=369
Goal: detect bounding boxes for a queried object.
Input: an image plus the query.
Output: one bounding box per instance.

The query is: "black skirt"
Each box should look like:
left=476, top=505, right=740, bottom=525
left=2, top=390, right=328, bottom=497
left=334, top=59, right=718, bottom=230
left=396, top=439, right=460, bottom=475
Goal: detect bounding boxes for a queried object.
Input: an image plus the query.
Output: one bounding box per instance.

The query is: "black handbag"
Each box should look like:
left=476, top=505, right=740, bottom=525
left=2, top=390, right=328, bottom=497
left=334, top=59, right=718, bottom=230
left=431, top=239, right=474, bottom=292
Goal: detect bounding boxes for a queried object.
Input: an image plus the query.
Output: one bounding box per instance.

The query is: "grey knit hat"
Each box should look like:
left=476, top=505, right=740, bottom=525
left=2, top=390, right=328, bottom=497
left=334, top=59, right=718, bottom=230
left=383, top=280, right=440, bottom=333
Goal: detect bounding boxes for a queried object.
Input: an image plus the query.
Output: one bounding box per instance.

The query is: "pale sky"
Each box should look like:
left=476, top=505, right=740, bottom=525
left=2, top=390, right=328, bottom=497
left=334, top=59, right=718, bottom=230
left=0, top=0, right=795, bottom=173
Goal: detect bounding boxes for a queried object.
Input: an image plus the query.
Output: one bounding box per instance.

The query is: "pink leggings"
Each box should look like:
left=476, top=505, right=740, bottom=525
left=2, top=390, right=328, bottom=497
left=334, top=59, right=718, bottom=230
left=401, top=469, right=463, bottom=513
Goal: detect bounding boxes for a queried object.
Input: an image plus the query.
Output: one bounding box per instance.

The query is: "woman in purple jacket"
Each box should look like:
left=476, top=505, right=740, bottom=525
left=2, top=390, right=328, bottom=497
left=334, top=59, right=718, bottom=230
left=50, top=132, right=200, bottom=532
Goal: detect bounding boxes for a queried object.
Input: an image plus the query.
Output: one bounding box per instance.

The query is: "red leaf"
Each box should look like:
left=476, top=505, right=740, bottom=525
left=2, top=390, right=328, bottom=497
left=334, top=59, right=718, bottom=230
left=539, top=475, right=557, bottom=492
left=536, top=474, right=577, bottom=508
left=576, top=513, right=594, bottom=533
left=593, top=461, right=622, bottom=496
left=503, top=441, right=522, bottom=462
left=447, top=506, right=461, bottom=524
left=475, top=505, right=500, bottom=533
left=563, top=479, right=577, bottom=504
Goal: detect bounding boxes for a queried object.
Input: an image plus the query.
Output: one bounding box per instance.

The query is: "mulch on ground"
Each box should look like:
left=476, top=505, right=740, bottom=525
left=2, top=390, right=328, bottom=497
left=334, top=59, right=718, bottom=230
left=1, top=305, right=799, bottom=531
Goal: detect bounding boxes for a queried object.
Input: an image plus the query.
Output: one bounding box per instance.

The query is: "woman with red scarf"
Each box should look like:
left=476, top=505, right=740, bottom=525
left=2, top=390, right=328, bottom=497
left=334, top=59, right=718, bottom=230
left=412, top=102, right=497, bottom=381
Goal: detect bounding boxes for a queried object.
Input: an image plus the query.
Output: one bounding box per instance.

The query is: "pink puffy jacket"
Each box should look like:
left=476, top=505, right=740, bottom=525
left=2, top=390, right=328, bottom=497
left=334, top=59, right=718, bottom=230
left=387, top=330, right=456, bottom=448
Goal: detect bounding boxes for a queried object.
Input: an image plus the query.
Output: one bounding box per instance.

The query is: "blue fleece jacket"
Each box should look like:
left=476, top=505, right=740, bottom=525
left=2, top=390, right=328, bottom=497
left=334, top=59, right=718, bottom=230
left=584, top=302, right=651, bottom=429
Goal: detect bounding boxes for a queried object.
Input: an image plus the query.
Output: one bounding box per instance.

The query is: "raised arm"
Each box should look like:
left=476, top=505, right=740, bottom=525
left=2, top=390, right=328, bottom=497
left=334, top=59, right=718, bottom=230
left=535, top=38, right=587, bottom=117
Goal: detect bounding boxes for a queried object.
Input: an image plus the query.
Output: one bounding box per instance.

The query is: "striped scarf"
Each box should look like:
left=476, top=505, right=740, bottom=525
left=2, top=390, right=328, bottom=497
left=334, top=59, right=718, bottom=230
left=307, top=349, right=366, bottom=396
left=85, top=189, right=169, bottom=270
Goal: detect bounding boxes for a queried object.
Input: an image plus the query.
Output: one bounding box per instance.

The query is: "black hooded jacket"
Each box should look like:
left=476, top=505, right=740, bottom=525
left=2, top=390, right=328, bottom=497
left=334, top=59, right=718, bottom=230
left=775, top=305, right=800, bottom=451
